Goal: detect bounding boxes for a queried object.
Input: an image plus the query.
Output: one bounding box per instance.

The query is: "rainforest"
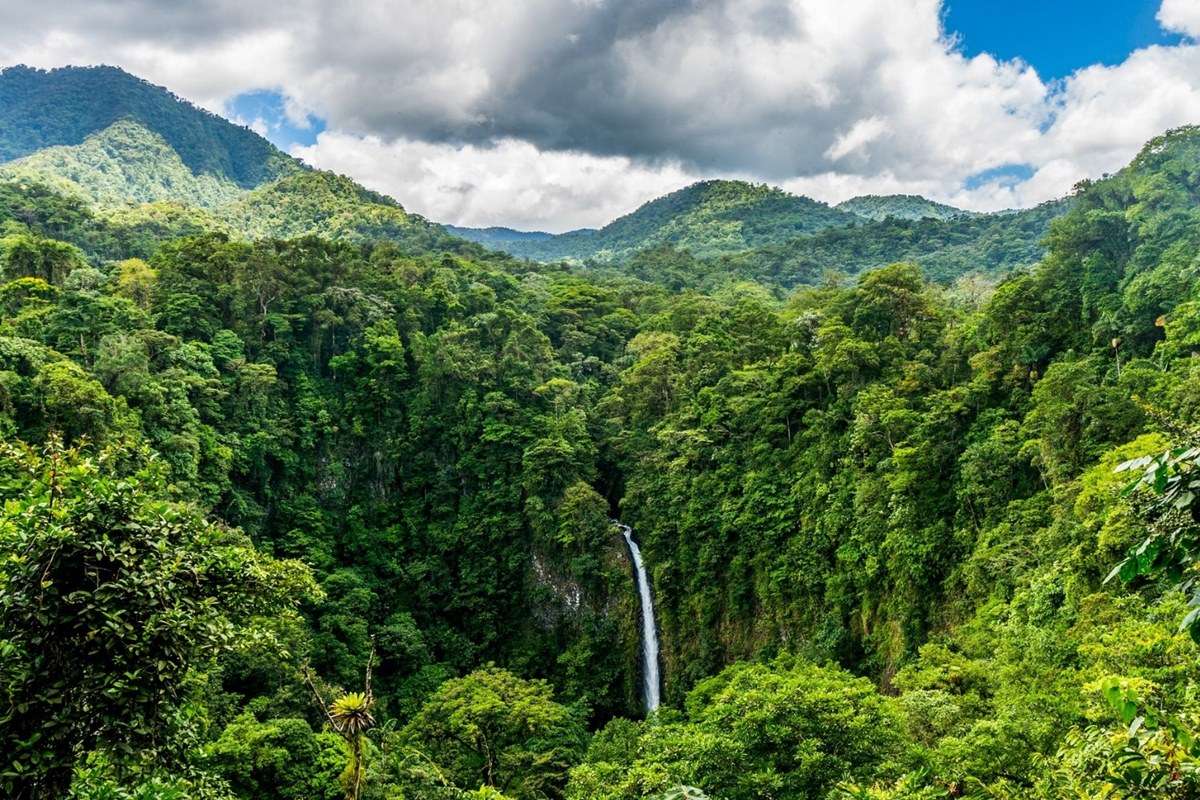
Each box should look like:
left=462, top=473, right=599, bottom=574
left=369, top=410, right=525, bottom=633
left=4, top=44, right=1200, bottom=800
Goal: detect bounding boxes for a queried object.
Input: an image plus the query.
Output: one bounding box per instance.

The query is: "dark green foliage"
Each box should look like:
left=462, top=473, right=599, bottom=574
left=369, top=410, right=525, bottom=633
left=396, top=667, right=587, bottom=799
left=205, top=713, right=345, bottom=800
left=717, top=198, right=1067, bottom=288
left=0, top=437, right=316, bottom=798
left=568, top=658, right=903, bottom=800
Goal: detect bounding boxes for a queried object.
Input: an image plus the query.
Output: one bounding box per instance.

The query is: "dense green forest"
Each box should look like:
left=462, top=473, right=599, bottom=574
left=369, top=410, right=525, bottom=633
left=5, top=63, right=1200, bottom=800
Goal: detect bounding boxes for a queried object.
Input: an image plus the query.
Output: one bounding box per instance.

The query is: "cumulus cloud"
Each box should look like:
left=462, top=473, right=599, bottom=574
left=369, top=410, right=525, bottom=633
left=291, top=134, right=694, bottom=233
left=3, top=0, right=1200, bottom=228
left=1160, top=0, right=1200, bottom=37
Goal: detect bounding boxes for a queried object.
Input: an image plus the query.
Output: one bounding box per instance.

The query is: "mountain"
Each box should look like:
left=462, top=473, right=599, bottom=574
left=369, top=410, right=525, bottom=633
left=0, top=66, right=1054, bottom=286
left=0, top=65, right=292, bottom=187
left=451, top=180, right=1056, bottom=288
left=835, top=193, right=974, bottom=221
left=0, top=65, right=474, bottom=255
left=452, top=179, right=859, bottom=261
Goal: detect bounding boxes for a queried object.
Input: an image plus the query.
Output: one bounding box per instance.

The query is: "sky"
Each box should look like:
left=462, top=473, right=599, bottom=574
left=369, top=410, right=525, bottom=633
left=1, top=0, right=1200, bottom=232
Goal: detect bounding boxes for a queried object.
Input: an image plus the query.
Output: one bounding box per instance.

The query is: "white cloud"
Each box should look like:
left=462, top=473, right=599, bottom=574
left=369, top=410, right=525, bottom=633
left=1160, top=0, right=1200, bottom=37
left=3, top=0, right=1200, bottom=229
left=292, top=134, right=694, bottom=233
left=825, top=117, right=891, bottom=162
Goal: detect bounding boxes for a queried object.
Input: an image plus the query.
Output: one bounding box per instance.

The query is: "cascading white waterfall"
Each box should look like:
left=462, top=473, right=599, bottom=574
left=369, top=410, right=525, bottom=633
left=618, top=522, right=661, bottom=712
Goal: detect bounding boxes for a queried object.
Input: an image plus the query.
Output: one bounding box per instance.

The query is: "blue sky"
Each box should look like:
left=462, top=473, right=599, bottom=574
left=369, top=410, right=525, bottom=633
left=227, top=90, right=325, bottom=150
left=945, top=0, right=1184, bottom=79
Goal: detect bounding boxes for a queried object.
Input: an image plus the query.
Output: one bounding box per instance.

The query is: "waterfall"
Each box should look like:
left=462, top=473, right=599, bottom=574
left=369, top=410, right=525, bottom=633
left=618, top=522, right=661, bottom=712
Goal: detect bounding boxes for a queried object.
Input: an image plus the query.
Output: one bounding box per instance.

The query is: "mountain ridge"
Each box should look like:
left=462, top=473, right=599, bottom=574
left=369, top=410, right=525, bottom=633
left=451, top=179, right=859, bottom=261
left=835, top=193, right=975, bottom=221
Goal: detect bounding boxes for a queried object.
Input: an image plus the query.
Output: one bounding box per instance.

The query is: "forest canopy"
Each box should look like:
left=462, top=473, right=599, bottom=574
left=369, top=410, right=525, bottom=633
left=3, top=63, right=1200, bottom=800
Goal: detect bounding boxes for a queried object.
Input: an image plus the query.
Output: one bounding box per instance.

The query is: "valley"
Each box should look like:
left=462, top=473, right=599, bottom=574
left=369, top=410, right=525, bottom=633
left=1, top=62, right=1200, bottom=800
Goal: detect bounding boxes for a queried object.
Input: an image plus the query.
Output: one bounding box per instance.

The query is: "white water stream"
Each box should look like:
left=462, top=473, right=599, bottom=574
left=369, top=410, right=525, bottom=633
left=618, top=522, right=661, bottom=712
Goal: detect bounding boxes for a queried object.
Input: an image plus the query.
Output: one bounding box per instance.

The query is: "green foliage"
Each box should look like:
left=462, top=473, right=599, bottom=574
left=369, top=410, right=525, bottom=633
left=716, top=199, right=1066, bottom=288
left=205, top=713, right=344, bottom=800
left=396, top=667, right=586, bottom=799
left=218, top=170, right=461, bottom=250
left=6, top=70, right=1200, bottom=800
left=0, top=436, right=317, bottom=797
left=456, top=189, right=1061, bottom=293
left=0, top=119, right=250, bottom=210
left=455, top=180, right=857, bottom=262
left=568, top=658, right=904, bottom=800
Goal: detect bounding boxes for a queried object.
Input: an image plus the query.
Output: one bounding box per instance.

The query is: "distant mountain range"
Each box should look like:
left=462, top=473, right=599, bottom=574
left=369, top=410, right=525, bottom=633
left=0, top=64, right=1066, bottom=287
left=449, top=184, right=1058, bottom=286
left=449, top=191, right=977, bottom=262
left=451, top=180, right=859, bottom=262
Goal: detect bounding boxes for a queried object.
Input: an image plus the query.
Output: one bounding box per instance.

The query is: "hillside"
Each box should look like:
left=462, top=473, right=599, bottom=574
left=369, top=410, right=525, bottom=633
left=835, top=193, right=974, bottom=221
left=444, top=225, right=560, bottom=249
left=0, top=119, right=253, bottom=209
left=0, top=65, right=293, bottom=186
left=453, top=179, right=858, bottom=261
left=221, top=170, right=446, bottom=246
left=582, top=198, right=1066, bottom=291
left=718, top=197, right=1067, bottom=286
left=452, top=181, right=1056, bottom=290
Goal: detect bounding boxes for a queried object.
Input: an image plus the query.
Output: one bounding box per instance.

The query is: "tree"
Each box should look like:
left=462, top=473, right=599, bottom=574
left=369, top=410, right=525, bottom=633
left=0, top=436, right=316, bottom=798
left=206, top=713, right=345, bottom=800
left=567, top=657, right=905, bottom=800
left=400, top=667, right=586, bottom=800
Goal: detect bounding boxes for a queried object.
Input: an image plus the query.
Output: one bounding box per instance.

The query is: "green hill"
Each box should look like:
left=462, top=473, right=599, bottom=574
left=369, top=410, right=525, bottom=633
left=453, top=179, right=859, bottom=261
left=220, top=170, right=461, bottom=249
left=0, top=64, right=292, bottom=187
left=444, top=225, right=559, bottom=249
left=451, top=181, right=1053, bottom=289
left=835, top=193, right=974, bottom=221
